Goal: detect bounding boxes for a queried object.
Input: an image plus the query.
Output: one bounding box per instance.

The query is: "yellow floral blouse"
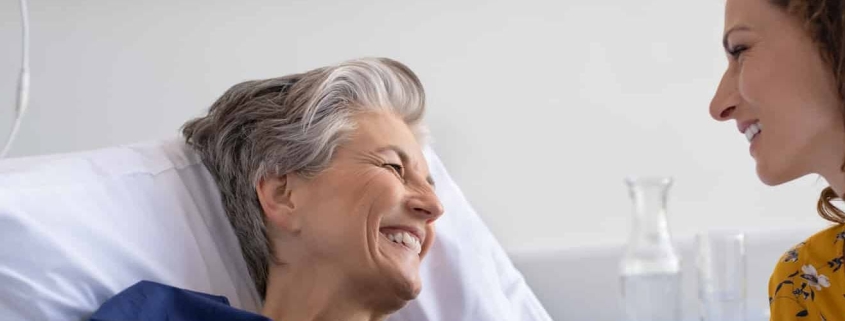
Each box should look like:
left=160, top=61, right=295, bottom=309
left=769, top=224, right=845, bottom=320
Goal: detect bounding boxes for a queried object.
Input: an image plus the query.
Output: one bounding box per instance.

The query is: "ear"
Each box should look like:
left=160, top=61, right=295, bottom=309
left=256, top=174, right=302, bottom=233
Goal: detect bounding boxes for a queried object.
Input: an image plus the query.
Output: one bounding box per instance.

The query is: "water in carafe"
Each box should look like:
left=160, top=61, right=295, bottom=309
left=620, top=177, right=681, bottom=321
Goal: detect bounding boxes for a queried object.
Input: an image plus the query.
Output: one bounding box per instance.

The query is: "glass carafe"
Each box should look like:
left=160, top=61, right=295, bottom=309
left=620, top=177, right=681, bottom=321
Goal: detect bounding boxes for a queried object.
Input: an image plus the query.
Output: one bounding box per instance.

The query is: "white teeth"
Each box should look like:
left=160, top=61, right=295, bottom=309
left=382, top=231, right=422, bottom=255
left=744, top=122, right=762, bottom=142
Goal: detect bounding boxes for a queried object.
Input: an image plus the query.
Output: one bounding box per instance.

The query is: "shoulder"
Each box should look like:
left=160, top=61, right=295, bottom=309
left=794, top=224, right=844, bottom=266
left=769, top=225, right=845, bottom=292
left=767, top=224, right=845, bottom=319
left=90, top=281, right=271, bottom=321
left=771, top=225, right=844, bottom=279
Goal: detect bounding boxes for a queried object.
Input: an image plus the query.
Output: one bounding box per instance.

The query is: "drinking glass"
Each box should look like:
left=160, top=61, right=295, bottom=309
left=696, top=231, right=746, bottom=321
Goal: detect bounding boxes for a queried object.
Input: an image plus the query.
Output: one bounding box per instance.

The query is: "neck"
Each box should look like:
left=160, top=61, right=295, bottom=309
left=818, top=139, right=845, bottom=194
left=815, top=125, right=845, bottom=197
left=261, top=262, right=388, bottom=321
left=821, top=169, right=845, bottom=197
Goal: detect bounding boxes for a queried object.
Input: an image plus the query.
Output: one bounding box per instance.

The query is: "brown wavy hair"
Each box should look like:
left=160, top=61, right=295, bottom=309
left=769, top=0, right=845, bottom=223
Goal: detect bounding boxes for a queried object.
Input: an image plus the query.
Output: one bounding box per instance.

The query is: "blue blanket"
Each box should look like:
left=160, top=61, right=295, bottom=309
left=90, top=281, right=271, bottom=321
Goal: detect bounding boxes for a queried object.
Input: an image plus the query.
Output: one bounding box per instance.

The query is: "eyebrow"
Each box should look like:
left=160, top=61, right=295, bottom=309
left=722, top=25, right=751, bottom=52
left=376, top=145, right=436, bottom=188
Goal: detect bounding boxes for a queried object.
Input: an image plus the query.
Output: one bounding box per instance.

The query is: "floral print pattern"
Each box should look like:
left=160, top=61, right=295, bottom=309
left=800, top=265, right=830, bottom=291
left=769, top=226, right=845, bottom=320
left=782, top=242, right=804, bottom=263
left=827, top=256, right=844, bottom=273
left=834, top=232, right=845, bottom=244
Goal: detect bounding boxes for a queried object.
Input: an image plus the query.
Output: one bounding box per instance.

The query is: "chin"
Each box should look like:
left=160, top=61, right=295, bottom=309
left=756, top=162, right=802, bottom=186
left=391, top=273, right=422, bottom=300
left=373, top=278, right=420, bottom=314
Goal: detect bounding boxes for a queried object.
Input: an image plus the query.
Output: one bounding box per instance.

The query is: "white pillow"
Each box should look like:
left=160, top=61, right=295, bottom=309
left=391, top=145, right=552, bottom=321
left=0, top=138, right=550, bottom=321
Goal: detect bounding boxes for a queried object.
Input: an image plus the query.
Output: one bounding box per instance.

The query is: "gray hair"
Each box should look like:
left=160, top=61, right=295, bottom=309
left=181, top=57, right=427, bottom=299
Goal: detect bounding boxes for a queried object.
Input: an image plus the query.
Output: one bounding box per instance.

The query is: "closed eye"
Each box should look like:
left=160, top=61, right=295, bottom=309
left=384, top=163, right=405, bottom=178
left=729, top=45, right=748, bottom=59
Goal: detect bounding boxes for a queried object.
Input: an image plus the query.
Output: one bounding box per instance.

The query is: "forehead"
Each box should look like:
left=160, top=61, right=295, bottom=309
left=724, top=0, right=783, bottom=31
left=350, top=112, right=427, bottom=166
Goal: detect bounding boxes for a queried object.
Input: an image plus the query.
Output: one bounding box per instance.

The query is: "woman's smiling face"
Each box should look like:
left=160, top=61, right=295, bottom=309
left=709, top=0, right=845, bottom=185
left=282, top=111, right=444, bottom=309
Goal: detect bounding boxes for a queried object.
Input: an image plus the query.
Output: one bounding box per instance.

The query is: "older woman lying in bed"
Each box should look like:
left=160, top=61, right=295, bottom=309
left=91, top=57, right=444, bottom=321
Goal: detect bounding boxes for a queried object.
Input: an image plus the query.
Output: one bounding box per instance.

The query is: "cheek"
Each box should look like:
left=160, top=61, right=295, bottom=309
left=762, top=67, right=840, bottom=141
left=363, top=177, right=406, bottom=221
left=737, top=55, right=782, bottom=107
left=299, top=172, right=383, bottom=251
left=321, top=173, right=404, bottom=239
left=739, top=56, right=827, bottom=134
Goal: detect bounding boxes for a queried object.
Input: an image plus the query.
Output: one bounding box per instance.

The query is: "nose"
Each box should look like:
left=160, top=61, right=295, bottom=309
left=709, top=69, right=740, bottom=121
left=406, top=188, right=444, bottom=223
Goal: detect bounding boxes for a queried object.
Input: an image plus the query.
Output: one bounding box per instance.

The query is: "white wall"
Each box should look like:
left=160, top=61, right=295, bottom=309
left=0, top=0, right=832, bottom=255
